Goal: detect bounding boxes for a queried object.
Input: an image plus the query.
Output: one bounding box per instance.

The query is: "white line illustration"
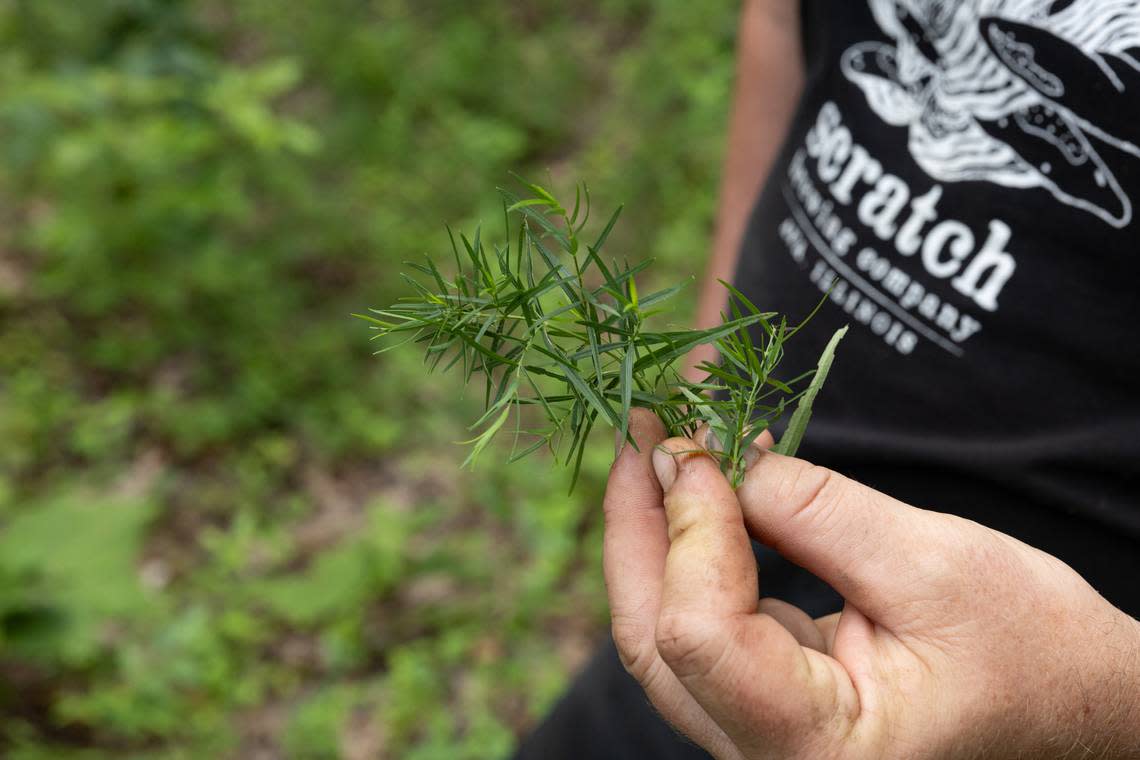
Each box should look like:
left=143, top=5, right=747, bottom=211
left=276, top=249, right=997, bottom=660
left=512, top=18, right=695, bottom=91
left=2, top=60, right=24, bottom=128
left=843, top=0, right=1140, bottom=228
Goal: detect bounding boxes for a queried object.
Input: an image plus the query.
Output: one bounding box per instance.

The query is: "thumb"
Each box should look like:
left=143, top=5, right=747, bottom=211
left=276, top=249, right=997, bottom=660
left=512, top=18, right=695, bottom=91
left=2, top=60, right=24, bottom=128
left=735, top=449, right=954, bottom=621
left=650, top=436, right=860, bottom=753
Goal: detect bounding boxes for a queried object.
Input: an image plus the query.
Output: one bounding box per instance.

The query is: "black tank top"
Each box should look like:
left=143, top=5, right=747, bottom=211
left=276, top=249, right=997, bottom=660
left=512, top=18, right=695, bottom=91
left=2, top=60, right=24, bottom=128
left=736, top=0, right=1140, bottom=616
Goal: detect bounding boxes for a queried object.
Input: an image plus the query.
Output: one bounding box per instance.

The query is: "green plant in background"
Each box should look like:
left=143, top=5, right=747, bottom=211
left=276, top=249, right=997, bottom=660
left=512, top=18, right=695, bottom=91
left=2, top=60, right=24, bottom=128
left=364, top=180, right=844, bottom=488
left=0, top=1, right=751, bottom=757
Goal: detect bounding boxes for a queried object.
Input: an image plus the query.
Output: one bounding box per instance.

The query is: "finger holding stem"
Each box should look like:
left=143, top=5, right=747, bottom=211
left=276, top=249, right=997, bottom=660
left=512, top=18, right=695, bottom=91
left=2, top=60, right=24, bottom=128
left=604, top=410, right=737, bottom=756
left=650, top=436, right=861, bottom=756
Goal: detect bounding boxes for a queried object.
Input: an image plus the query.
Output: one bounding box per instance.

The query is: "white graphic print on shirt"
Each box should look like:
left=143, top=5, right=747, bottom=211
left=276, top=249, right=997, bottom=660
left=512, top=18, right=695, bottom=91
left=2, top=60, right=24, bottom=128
left=775, top=2, right=1140, bottom=358
left=843, top=0, right=1140, bottom=228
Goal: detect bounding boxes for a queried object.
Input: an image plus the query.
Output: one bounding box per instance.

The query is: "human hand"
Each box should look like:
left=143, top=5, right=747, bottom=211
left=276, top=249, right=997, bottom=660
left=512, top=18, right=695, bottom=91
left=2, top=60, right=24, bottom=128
left=604, top=409, right=1140, bottom=759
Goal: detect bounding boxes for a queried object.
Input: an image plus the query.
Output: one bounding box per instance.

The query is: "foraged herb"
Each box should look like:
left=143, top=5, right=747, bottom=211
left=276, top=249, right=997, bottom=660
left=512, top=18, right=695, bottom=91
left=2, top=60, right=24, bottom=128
left=357, top=179, right=845, bottom=488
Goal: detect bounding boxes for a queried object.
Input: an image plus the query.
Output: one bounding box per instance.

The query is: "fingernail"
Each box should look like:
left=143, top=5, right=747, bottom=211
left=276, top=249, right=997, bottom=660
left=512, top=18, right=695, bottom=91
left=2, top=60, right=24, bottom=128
left=742, top=445, right=761, bottom=471
left=652, top=446, right=677, bottom=492
left=705, top=428, right=723, bottom=453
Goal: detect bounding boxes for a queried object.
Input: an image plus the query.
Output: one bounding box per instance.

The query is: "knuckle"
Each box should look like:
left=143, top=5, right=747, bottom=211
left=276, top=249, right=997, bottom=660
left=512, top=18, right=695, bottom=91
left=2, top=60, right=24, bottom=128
left=783, top=464, right=843, bottom=529
left=662, top=490, right=703, bottom=542
left=654, top=612, right=729, bottom=680
left=611, top=615, right=656, bottom=680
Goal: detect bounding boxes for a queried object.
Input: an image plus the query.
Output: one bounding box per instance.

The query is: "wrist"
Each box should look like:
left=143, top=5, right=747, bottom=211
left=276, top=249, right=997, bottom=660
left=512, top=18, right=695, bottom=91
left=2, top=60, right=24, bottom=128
left=1092, top=612, right=1140, bottom=758
left=1117, top=616, right=1140, bottom=747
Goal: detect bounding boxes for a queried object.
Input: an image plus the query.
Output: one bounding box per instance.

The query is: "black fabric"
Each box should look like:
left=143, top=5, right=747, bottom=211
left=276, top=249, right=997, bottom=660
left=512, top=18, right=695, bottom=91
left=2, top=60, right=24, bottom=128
left=737, top=0, right=1140, bottom=617
left=516, top=2, right=1140, bottom=757
left=513, top=540, right=841, bottom=760
left=511, top=639, right=714, bottom=760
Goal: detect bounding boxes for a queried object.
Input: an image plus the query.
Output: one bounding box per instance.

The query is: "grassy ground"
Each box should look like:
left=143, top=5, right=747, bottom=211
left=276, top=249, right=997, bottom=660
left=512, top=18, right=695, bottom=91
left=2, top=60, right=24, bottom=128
left=0, top=1, right=739, bottom=756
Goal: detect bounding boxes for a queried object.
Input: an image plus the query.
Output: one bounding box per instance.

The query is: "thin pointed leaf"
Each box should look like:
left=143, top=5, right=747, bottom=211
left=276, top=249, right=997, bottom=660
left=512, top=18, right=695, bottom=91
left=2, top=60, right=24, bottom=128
left=618, top=339, right=635, bottom=450
left=773, top=326, right=848, bottom=458
left=460, top=407, right=511, bottom=469
left=591, top=204, right=623, bottom=253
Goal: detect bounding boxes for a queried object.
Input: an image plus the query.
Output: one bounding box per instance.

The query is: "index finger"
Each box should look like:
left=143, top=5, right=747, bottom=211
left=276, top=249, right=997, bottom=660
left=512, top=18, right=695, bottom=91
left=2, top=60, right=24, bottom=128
left=603, top=409, right=669, bottom=675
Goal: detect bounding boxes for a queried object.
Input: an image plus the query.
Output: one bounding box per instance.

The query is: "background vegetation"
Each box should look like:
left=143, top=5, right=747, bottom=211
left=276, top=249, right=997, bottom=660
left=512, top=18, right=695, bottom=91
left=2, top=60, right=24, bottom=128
left=0, top=1, right=739, bottom=756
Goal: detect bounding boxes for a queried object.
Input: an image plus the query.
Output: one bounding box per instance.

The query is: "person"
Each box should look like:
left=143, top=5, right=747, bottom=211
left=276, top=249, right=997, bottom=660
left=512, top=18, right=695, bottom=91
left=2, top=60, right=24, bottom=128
left=515, top=1, right=1140, bottom=757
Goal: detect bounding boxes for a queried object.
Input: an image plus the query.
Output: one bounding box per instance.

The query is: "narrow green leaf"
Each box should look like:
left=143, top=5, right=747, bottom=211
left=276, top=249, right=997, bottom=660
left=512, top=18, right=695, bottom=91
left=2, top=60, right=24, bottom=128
left=460, top=406, right=512, bottom=469
left=618, top=339, right=635, bottom=450
left=591, top=204, right=623, bottom=253
left=773, top=326, right=848, bottom=458
left=636, top=281, right=689, bottom=309
left=633, top=313, right=769, bottom=373
left=507, top=198, right=553, bottom=212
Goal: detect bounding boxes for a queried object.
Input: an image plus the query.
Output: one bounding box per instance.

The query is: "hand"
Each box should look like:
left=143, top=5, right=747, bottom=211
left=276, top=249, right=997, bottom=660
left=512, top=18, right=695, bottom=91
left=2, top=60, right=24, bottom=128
left=603, top=410, right=1140, bottom=759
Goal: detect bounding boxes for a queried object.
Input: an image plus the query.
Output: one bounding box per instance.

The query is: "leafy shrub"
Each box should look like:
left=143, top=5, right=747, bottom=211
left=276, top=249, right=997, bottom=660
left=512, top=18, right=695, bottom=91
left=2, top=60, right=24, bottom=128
left=0, top=0, right=738, bottom=756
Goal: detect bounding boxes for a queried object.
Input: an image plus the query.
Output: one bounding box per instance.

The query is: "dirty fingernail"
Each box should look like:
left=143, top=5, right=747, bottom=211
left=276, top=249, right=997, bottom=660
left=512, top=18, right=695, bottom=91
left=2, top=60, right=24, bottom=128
left=651, top=446, right=677, bottom=492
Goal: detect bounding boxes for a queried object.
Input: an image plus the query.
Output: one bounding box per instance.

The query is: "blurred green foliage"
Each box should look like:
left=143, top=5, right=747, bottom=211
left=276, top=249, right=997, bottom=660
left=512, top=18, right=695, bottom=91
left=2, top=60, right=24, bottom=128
left=0, top=0, right=739, bottom=756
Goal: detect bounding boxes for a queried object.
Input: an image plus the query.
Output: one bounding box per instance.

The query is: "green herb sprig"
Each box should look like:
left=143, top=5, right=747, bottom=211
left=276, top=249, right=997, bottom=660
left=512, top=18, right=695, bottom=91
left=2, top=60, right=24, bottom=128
left=358, top=179, right=844, bottom=488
